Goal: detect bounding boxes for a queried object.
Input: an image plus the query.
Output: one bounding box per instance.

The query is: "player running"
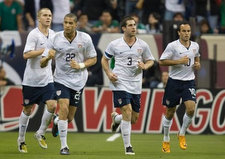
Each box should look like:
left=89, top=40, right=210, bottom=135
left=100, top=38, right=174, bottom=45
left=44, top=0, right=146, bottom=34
left=17, top=8, right=57, bottom=153
left=159, top=22, right=201, bottom=153
left=41, top=13, right=97, bottom=155
left=101, top=16, right=155, bottom=155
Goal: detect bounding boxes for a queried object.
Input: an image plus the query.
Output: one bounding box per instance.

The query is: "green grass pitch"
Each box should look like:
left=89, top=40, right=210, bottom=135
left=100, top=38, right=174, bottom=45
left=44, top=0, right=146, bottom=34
left=0, top=132, right=224, bottom=159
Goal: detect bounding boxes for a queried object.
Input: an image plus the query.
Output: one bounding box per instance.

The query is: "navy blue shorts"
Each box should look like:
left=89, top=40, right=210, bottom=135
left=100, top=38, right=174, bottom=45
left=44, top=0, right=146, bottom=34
left=113, top=91, right=141, bottom=113
left=54, top=82, right=83, bottom=107
left=162, top=78, right=196, bottom=108
left=22, top=83, right=55, bottom=106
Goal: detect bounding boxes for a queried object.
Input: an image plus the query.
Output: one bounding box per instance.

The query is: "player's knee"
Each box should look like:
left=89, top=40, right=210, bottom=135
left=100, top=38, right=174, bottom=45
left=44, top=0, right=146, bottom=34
left=23, top=106, right=33, bottom=115
left=187, top=109, right=195, bottom=117
left=47, top=102, right=57, bottom=113
left=166, top=109, right=176, bottom=119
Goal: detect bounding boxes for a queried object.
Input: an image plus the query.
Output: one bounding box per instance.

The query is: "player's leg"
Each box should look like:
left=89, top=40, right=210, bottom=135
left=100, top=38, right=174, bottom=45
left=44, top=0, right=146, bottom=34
left=18, top=105, right=33, bottom=153
left=130, top=93, right=141, bottom=124
left=110, top=91, right=123, bottom=132
left=178, top=80, right=196, bottom=150
left=35, top=83, right=57, bottom=148
left=131, top=111, right=139, bottom=124
left=35, top=100, right=57, bottom=148
left=178, top=100, right=195, bottom=150
left=161, top=78, right=180, bottom=153
left=58, top=98, right=70, bottom=155
left=54, top=82, right=71, bottom=155
left=67, top=106, right=77, bottom=123
left=18, top=85, right=37, bottom=153
left=120, top=104, right=135, bottom=155
left=111, top=111, right=122, bottom=132
left=67, top=88, right=82, bottom=123
left=162, top=107, right=176, bottom=153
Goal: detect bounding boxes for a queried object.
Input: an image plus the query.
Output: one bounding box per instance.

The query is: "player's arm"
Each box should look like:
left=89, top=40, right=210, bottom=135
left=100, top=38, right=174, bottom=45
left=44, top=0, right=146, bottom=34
left=193, top=56, right=201, bottom=70
left=159, top=56, right=189, bottom=66
left=138, top=60, right=154, bottom=70
left=16, top=14, right=24, bottom=33
left=101, top=56, right=118, bottom=82
left=23, top=48, right=45, bottom=59
left=40, top=49, right=55, bottom=68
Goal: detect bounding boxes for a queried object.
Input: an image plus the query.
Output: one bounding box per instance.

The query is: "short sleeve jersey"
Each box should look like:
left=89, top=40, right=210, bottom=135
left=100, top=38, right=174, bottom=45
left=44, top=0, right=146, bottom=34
left=43, top=31, right=97, bottom=91
left=22, top=28, right=55, bottom=87
left=104, top=37, right=155, bottom=94
left=160, top=40, right=200, bottom=80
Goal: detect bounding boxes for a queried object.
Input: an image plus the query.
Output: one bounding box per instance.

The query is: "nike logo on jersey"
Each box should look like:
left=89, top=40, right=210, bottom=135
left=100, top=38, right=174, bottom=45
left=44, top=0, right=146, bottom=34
left=40, top=42, right=44, bottom=45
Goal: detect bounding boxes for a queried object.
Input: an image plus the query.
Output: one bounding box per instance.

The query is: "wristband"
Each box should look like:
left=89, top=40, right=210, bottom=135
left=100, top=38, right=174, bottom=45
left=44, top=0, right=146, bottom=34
left=79, top=63, right=85, bottom=69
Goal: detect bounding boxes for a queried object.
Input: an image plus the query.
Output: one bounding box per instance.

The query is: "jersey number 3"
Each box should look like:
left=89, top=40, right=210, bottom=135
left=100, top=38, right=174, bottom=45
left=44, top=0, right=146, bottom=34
left=127, top=57, right=132, bottom=65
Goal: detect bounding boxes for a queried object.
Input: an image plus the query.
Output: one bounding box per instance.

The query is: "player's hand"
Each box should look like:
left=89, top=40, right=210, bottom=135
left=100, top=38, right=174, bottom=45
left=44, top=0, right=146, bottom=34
left=180, top=56, right=189, bottom=65
left=70, top=60, right=80, bottom=69
left=107, top=72, right=118, bottom=83
left=193, top=61, right=201, bottom=70
left=137, top=61, right=146, bottom=70
left=48, top=49, right=55, bottom=59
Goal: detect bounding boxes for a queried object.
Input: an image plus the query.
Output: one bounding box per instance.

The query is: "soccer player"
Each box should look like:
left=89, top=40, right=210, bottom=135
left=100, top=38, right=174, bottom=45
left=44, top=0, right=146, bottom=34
left=159, top=22, right=201, bottom=153
left=17, top=8, right=57, bottom=153
left=41, top=13, right=97, bottom=155
left=101, top=16, right=155, bottom=155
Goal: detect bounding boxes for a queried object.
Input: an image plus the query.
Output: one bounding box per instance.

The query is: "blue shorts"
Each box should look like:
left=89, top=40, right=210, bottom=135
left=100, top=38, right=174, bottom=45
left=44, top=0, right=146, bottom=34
left=113, top=91, right=141, bottom=113
left=54, top=82, right=83, bottom=107
left=22, top=83, right=55, bottom=106
left=162, top=78, right=196, bottom=108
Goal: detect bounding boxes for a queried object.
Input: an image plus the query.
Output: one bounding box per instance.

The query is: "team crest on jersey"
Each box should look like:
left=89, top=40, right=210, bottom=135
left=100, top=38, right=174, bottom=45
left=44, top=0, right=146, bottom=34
left=118, top=98, right=122, bottom=105
left=56, top=90, right=61, bottom=96
left=193, top=49, right=197, bottom=54
left=24, top=99, right=29, bottom=105
left=137, top=49, right=142, bottom=54
left=78, top=44, right=83, bottom=48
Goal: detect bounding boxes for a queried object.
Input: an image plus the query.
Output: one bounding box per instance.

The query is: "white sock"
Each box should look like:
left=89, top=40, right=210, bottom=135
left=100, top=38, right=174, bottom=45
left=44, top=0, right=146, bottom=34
left=18, top=111, right=30, bottom=142
left=180, top=113, right=192, bottom=136
left=163, top=116, right=172, bottom=142
left=58, top=120, right=68, bottom=149
left=121, top=120, right=131, bottom=148
left=36, top=108, right=53, bottom=135
left=54, top=116, right=59, bottom=125
left=114, top=114, right=122, bottom=124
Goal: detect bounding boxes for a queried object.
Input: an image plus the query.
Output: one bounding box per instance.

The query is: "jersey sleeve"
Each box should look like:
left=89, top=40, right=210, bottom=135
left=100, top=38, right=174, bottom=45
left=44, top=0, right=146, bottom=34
left=104, top=42, right=114, bottom=59
left=23, top=32, right=37, bottom=54
left=85, top=35, right=97, bottom=58
left=160, top=43, right=173, bottom=60
left=195, top=43, right=200, bottom=57
left=142, top=43, right=155, bottom=62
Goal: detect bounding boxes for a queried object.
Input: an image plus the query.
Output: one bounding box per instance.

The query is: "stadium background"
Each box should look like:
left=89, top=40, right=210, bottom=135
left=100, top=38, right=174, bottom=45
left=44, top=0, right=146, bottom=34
left=0, top=31, right=224, bottom=135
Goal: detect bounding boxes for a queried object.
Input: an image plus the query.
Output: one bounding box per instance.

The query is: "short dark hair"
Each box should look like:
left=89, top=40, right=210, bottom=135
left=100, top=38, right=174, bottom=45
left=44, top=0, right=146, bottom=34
left=64, top=13, right=77, bottom=23
left=178, top=22, right=191, bottom=31
left=120, top=16, right=135, bottom=29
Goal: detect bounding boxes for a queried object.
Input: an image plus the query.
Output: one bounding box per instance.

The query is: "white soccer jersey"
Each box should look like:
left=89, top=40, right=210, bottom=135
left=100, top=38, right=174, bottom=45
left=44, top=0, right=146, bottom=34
left=43, top=31, right=97, bottom=91
left=22, top=28, right=55, bottom=87
left=105, top=37, right=155, bottom=94
left=160, top=40, right=200, bottom=80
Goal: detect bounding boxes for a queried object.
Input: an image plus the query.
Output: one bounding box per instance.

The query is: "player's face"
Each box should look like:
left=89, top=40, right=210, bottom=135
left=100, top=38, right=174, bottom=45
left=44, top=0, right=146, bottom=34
left=63, top=17, right=77, bottom=34
left=123, top=20, right=136, bottom=37
left=178, top=24, right=191, bottom=42
left=38, top=10, right=52, bottom=27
